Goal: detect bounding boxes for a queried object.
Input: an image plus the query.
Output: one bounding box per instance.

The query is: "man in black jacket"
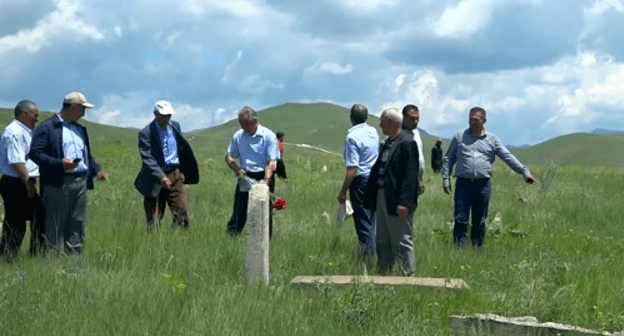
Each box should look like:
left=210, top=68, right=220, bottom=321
left=431, top=139, right=443, bottom=173
left=134, top=101, right=199, bottom=231
left=365, top=107, right=420, bottom=276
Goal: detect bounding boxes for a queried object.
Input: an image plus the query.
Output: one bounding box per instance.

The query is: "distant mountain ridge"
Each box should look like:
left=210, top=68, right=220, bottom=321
left=591, top=128, right=624, bottom=135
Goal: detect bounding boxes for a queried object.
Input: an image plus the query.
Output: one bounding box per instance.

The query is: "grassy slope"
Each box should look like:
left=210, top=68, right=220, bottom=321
left=512, top=132, right=624, bottom=168
left=1, top=106, right=624, bottom=334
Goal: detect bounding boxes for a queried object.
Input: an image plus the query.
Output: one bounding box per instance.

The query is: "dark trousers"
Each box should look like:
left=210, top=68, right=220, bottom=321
left=453, top=177, right=491, bottom=247
left=227, top=171, right=274, bottom=237
left=0, top=176, right=46, bottom=260
left=143, top=169, right=188, bottom=230
left=350, top=175, right=375, bottom=255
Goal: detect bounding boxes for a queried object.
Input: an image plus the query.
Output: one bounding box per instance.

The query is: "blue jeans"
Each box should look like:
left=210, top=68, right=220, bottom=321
left=453, top=177, right=491, bottom=247
left=350, top=175, right=375, bottom=255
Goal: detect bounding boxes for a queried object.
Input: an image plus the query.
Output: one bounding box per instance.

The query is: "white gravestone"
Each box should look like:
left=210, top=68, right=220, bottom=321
left=246, top=183, right=270, bottom=285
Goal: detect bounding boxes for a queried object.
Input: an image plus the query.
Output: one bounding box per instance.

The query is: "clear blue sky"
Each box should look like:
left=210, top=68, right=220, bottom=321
left=1, top=0, right=623, bottom=145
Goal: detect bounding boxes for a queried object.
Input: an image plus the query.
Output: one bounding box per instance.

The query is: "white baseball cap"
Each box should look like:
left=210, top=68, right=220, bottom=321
left=154, top=100, right=175, bottom=115
left=63, top=92, right=94, bottom=108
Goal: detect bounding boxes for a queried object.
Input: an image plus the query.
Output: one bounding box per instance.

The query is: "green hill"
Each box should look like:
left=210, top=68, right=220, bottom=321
left=512, top=133, right=624, bottom=168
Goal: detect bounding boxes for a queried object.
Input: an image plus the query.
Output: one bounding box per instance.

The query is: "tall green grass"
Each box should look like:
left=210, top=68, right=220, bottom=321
left=0, top=109, right=623, bottom=334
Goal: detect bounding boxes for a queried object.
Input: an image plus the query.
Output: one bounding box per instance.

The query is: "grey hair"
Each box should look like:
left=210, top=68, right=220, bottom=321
left=382, top=107, right=403, bottom=124
left=238, top=106, right=258, bottom=121
left=350, top=104, right=368, bottom=124
left=15, top=100, right=37, bottom=118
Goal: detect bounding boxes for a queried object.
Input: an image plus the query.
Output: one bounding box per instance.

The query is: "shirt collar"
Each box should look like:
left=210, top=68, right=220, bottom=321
left=348, top=122, right=368, bottom=133
left=243, top=124, right=264, bottom=137
left=13, top=119, right=32, bottom=133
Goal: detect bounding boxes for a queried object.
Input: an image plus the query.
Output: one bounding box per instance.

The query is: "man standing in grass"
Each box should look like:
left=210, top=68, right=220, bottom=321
left=401, top=104, right=425, bottom=194
left=337, top=104, right=379, bottom=257
left=443, top=107, right=535, bottom=247
left=225, top=106, right=279, bottom=237
left=431, top=139, right=443, bottom=174
left=30, top=92, right=107, bottom=254
left=0, top=100, right=46, bottom=261
left=365, top=107, right=419, bottom=276
left=135, top=100, right=199, bottom=231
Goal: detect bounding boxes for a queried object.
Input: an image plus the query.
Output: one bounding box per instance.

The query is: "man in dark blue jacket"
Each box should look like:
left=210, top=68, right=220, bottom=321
left=29, top=92, right=106, bottom=254
left=365, top=107, right=420, bottom=276
left=134, top=101, right=199, bottom=231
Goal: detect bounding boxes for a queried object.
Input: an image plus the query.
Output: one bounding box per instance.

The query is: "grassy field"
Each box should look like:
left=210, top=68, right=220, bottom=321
left=1, top=106, right=624, bottom=335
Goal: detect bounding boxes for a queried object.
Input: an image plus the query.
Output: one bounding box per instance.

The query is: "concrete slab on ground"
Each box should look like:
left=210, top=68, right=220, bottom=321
left=291, top=275, right=469, bottom=290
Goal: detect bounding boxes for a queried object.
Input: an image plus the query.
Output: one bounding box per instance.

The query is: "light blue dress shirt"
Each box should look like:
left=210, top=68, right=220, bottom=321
left=58, top=115, right=90, bottom=173
left=0, top=119, right=39, bottom=178
left=443, top=128, right=530, bottom=185
left=343, top=123, right=379, bottom=178
left=227, top=124, right=279, bottom=173
left=156, top=122, right=180, bottom=167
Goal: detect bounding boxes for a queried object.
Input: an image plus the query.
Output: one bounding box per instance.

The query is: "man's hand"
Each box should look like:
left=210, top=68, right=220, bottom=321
left=397, top=205, right=409, bottom=219
left=161, top=176, right=172, bottom=190
left=525, top=174, right=536, bottom=184
left=236, top=168, right=245, bottom=177
left=443, top=184, right=452, bottom=195
left=25, top=179, right=36, bottom=199
left=419, top=179, right=425, bottom=195
left=62, top=158, right=79, bottom=170
left=96, top=171, right=107, bottom=181
left=337, top=190, right=347, bottom=204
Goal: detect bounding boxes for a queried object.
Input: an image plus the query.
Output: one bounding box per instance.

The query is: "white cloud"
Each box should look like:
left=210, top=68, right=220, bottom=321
left=585, top=0, right=624, bottom=15
left=432, top=0, right=498, bottom=38
left=317, top=62, right=354, bottom=75
left=0, top=0, right=105, bottom=57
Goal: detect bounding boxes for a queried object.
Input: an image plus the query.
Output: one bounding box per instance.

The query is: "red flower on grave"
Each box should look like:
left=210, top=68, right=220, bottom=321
left=271, top=197, right=287, bottom=210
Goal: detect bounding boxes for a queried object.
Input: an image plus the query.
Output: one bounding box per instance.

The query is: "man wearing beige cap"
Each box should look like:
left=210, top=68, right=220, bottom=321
left=134, top=100, right=199, bottom=231
left=29, top=92, right=106, bottom=254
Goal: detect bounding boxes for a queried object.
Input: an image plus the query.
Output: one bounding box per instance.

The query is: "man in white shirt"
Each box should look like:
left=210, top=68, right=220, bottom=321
left=401, top=104, right=425, bottom=194
left=0, top=100, right=45, bottom=261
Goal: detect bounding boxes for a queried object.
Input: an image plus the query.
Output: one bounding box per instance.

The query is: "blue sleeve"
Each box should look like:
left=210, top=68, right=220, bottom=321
left=266, top=133, right=279, bottom=161
left=442, top=133, right=459, bottom=185
left=227, top=133, right=240, bottom=159
left=494, top=135, right=529, bottom=176
left=344, top=136, right=360, bottom=168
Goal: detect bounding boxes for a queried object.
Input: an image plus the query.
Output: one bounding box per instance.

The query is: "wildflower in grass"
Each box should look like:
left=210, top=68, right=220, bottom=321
left=569, top=229, right=575, bottom=234
left=174, top=281, right=186, bottom=291
left=328, top=262, right=333, bottom=267
left=460, top=264, right=471, bottom=271
left=163, top=273, right=173, bottom=280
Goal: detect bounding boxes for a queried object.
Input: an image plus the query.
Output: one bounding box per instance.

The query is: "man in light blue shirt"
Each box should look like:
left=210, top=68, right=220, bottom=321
left=0, top=100, right=46, bottom=260
left=443, top=107, right=535, bottom=247
left=225, top=106, right=279, bottom=236
left=338, top=104, right=379, bottom=256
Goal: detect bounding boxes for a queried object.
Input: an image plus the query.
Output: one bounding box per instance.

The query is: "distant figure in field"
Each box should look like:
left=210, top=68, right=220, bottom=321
left=443, top=107, right=535, bottom=247
left=364, top=107, right=419, bottom=276
left=134, top=101, right=199, bottom=231
left=337, top=104, right=379, bottom=256
left=225, top=107, right=279, bottom=237
left=30, top=92, right=107, bottom=254
left=275, top=132, right=287, bottom=179
left=401, top=104, right=425, bottom=194
left=431, top=139, right=443, bottom=173
left=0, top=100, right=46, bottom=261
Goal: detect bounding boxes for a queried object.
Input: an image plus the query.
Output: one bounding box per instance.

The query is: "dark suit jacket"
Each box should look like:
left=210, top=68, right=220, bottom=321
left=364, top=130, right=419, bottom=215
left=29, top=114, right=101, bottom=189
left=134, top=120, right=199, bottom=198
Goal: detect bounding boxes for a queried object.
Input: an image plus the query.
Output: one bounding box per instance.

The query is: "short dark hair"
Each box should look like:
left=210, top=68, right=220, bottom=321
left=238, top=106, right=258, bottom=121
left=14, top=100, right=37, bottom=118
left=350, top=104, right=368, bottom=124
left=276, top=132, right=285, bottom=139
left=469, top=106, right=486, bottom=119
left=402, top=104, right=418, bottom=116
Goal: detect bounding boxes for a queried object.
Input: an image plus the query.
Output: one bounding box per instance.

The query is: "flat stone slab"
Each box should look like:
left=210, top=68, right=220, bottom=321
left=291, top=276, right=469, bottom=290
left=450, top=313, right=623, bottom=336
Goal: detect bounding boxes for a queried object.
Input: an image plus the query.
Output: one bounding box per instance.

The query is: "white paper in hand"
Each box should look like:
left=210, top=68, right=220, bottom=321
left=336, top=200, right=354, bottom=228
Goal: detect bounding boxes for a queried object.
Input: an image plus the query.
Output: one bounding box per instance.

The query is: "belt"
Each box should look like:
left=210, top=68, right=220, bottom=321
left=457, top=177, right=489, bottom=183
left=65, top=172, right=88, bottom=178
left=163, top=166, right=180, bottom=174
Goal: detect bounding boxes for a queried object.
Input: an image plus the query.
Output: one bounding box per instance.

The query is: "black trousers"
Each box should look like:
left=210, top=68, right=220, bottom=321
left=227, top=171, right=274, bottom=237
left=0, top=176, right=46, bottom=260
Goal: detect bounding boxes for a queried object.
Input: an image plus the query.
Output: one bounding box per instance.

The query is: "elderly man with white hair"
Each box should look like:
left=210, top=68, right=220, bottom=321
left=364, top=107, right=420, bottom=276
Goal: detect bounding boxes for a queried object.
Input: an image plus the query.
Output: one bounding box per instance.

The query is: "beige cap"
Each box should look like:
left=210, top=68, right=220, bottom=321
left=63, top=92, right=94, bottom=108
left=154, top=100, right=175, bottom=115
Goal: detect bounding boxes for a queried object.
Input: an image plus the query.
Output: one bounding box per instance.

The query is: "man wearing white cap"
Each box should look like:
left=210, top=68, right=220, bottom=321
left=134, top=100, right=199, bottom=231
left=30, top=92, right=107, bottom=254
